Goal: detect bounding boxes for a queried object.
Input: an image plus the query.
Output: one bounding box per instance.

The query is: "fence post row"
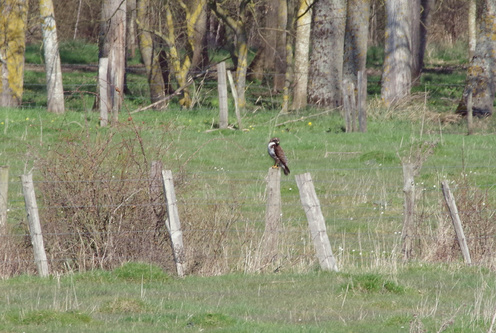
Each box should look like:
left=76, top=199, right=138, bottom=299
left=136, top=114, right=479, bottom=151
left=295, top=173, right=339, bottom=272
left=21, top=173, right=49, bottom=277
left=161, top=169, right=185, bottom=278
left=441, top=181, right=472, bottom=265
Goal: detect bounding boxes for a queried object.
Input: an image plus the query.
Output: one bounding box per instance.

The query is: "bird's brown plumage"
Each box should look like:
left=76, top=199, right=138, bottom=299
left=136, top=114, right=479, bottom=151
left=268, top=137, right=290, bottom=175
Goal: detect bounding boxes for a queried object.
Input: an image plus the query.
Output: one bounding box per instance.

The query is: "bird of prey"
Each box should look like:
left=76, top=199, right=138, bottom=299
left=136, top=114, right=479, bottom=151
left=267, top=137, right=290, bottom=175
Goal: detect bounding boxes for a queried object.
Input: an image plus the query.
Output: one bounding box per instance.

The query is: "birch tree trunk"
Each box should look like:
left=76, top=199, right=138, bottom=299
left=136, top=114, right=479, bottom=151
left=456, top=0, right=496, bottom=117
left=308, top=0, right=346, bottom=108
left=0, top=0, right=28, bottom=107
left=100, top=0, right=126, bottom=122
left=40, top=0, right=65, bottom=114
left=343, top=0, right=370, bottom=86
left=469, top=0, right=477, bottom=60
left=291, top=0, right=313, bottom=110
left=381, top=0, right=412, bottom=106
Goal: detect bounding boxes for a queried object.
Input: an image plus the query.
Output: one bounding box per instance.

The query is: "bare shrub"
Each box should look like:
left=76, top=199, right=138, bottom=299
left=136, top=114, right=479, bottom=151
left=425, top=176, right=496, bottom=266
left=33, top=123, right=175, bottom=273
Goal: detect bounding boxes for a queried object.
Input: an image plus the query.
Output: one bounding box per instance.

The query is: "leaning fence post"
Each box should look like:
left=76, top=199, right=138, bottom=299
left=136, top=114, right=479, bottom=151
left=161, top=170, right=185, bottom=277
left=217, top=62, right=228, bottom=129
left=295, top=173, right=339, bottom=272
left=262, top=167, right=282, bottom=266
left=99, top=57, right=109, bottom=127
left=401, top=163, right=415, bottom=261
left=0, top=166, right=8, bottom=232
left=21, top=173, right=49, bottom=277
left=227, top=70, right=242, bottom=130
left=441, top=180, right=472, bottom=265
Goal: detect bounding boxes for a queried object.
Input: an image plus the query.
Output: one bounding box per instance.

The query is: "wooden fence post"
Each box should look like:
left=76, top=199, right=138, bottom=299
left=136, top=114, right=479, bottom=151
left=441, top=181, right=472, bottom=265
left=343, top=79, right=357, bottom=132
left=295, top=173, right=339, bottom=272
left=217, top=62, right=228, bottom=129
left=467, top=88, right=473, bottom=135
left=99, top=57, right=109, bottom=127
left=357, top=70, right=367, bottom=133
left=262, top=168, right=281, bottom=266
left=161, top=170, right=185, bottom=277
left=401, top=163, right=415, bottom=261
left=227, top=70, right=242, bottom=130
left=0, top=166, right=8, bottom=232
left=21, top=173, right=49, bottom=277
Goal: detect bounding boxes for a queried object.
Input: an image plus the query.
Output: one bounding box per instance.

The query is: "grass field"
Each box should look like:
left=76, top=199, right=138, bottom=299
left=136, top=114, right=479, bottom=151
left=1, top=40, right=496, bottom=332
left=1, top=262, right=496, bottom=332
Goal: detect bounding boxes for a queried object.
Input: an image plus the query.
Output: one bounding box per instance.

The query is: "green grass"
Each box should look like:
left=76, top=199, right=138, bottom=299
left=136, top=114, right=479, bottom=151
left=1, top=263, right=496, bottom=332
left=2, top=40, right=496, bottom=331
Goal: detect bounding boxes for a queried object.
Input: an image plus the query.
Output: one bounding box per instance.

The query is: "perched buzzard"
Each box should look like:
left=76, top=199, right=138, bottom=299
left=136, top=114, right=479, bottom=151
left=268, top=137, right=290, bottom=175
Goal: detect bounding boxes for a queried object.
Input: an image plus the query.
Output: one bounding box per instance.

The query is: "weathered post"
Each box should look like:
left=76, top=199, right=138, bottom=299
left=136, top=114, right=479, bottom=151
left=295, top=173, right=339, bottom=272
left=262, top=168, right=281, bottom=266
left=227, top=70, right=242, bottom=130
left=357, top=70, right=367, bottom=132
left=441, top=180, right=472, bottom=265
left=21, top=173, right=49, bottom=277
left=343, top=79, right=356, bottom=132
left=99, top=57, right=109, bottom=127
left=0, top=166, right=8, bottom=232
left=217, top=62, right=228, bottom=129
left=161, top=170, right=185, bottom=277
left=401, top=163, right=415, bottom=261
left=467, top=89, right=473, bottom=135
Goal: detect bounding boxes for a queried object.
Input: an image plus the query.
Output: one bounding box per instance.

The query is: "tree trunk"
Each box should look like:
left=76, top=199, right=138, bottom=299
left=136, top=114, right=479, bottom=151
left=208, top=0, right=248, bottom=111
left=40, top=0, right=65, bottom=114
left=127, top=0, right=137, bottom=59
left=410, top=0, right=421, bottom=83
left=291, top=0, right=313, bottom=110
left=101, top=0, right=126, bottom=122
left=468, top=0, right=477, bottom=60
left=419, top=0, right=434, bottom=75
left=456, top=0, right=496, bottom=117
left=273, top=0, right=288, bottom=92
left=381, top=0, right=412, bottom=106
left=191, top=2, right=209, bottom=71
left=343, top=0, right=370, bottom=86
left=136, top=0, right=166, bottom=108
left=0, top=0, right=28, bottom=107
left=308, top=0, right=346, bottom=108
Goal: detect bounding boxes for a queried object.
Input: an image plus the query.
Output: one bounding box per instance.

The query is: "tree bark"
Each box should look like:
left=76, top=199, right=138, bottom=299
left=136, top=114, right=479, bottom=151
left=0, top=0, right=28, bottom=107
left=410, top=0, right=421, bottom=84
left=343, top=0, right=370, bottom=86
left=100, top=0, right=126, bottom=122
left=468, top=0, right=477, bottom=60
left=381, top=0, right=412, bottom=106
left=291, top=0, right=313, bottom=110
left=418, top=0, right=434, bottom=76
left=40, top=0, right=65, bottom=114
left=308, top=0, right=346, bottom=108
left=136, top=0, right=166, bottom=108
left=456, top=0, right=496, bottom=117
left=273, top=0, right=288, bottom=91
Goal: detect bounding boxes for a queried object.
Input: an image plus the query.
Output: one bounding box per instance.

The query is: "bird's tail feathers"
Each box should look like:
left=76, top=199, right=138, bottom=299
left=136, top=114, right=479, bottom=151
left=282, top=164, right=290, bottom=175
